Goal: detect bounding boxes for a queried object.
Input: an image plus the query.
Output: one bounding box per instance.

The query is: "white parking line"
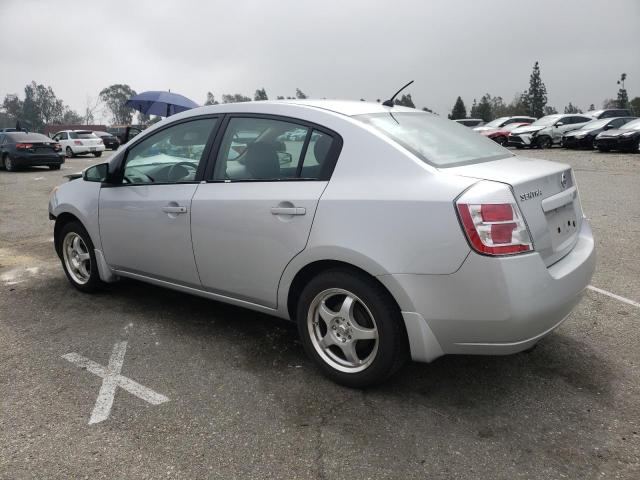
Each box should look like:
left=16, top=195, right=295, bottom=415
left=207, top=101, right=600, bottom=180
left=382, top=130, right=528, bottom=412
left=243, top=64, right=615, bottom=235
left=62, top=341, right=169, bottom=424
left=588, top=285, right=640, bottom=309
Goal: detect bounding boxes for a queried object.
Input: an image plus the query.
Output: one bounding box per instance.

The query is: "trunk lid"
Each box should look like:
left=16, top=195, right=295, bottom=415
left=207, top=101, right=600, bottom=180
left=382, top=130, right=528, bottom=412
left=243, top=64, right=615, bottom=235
left=444, top=156, right=582, bottom=267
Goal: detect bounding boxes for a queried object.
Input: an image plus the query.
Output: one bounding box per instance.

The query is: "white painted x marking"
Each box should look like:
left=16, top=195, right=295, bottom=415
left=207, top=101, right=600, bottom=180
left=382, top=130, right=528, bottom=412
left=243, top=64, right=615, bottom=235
left=62, top=341, right=169, bottom=424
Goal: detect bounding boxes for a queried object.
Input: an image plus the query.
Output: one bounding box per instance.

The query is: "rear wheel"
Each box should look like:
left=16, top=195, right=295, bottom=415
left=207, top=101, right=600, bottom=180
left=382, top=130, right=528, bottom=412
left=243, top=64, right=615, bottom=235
left=66, top=147, right=74, bottom=158
left=296, top=269, right=408, bottom=388
left=494, top=136, right=507, bottom=146
left=57, top=221, right=103, bottom=292
left=4, top=155, right=17, bottom=172
left=94, top=151, right=102, bottom=157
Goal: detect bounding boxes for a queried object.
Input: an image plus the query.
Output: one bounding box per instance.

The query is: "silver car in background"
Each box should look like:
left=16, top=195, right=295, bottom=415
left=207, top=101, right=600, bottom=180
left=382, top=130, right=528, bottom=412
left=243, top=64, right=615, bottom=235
left=49, top=100, right=595, bottom=387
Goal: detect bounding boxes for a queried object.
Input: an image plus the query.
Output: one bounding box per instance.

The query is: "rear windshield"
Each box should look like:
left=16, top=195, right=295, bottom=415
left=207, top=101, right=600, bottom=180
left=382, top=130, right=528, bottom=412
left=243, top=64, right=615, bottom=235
left=355, top=112, right=511, bottom=167
left=69, top=131, right=96, bottom=139
left=6, top=132, right=52, bottom=142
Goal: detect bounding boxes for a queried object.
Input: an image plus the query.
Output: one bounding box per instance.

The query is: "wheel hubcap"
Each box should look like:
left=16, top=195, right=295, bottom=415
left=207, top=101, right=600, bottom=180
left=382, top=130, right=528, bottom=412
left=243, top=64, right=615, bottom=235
left=308, top=288, right=379, bottom=373
left=62, top=232, right=91, bottom=284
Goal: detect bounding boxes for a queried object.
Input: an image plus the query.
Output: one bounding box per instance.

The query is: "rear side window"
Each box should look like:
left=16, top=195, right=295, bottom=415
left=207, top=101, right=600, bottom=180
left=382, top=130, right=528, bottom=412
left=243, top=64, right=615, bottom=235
left=213, top=117, right=337, bottom=181
left=356, top=112, right=510, bottom=167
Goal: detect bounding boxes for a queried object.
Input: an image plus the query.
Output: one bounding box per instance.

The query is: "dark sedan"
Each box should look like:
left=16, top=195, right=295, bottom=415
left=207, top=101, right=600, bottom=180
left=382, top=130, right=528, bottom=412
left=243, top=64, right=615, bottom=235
left=594, top=118, right=640, bottom=152
left=562, top=117, right=636, bottom=149
left=92, top=131, right=120, bottom=150
left=0, top=132, right=65, bottom=172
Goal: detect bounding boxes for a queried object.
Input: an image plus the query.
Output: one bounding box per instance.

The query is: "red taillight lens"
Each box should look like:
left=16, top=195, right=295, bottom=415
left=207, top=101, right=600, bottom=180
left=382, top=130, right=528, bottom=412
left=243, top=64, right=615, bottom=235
left=16, top=143, right=33, bottom=150
left=456, top=182, right=533, bottom=256
left=74, top=140, right=83, bottom=145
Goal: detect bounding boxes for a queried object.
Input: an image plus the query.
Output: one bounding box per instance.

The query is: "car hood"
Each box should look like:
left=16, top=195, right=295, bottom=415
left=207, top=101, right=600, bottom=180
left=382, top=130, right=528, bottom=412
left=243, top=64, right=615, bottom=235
left=596, top=128, right=635, bottom=138
left=564, top=128, right=598, bottom=137
left=473, top=126, right=499, bottom=132
left=510, top=125, right=546, bottom=134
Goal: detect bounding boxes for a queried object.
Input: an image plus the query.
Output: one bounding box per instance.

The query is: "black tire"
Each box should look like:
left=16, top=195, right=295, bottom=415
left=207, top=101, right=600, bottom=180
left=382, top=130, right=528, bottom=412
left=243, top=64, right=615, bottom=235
left=66, top=147, right=74, bottom=158
left=94, top=151, right=102, bottom=157
left=537, top=136, right=552, bottom=149
left=494, top=136, right=507, bottom=146
left=296, top=268, right=408, bottom=388
left=515, top=145, right=525, bottom=150
left=56, top=221, right=104, bottom=293
left=4, top=154, right=17, bottom=172
left=597, top=147, right=610, bottom=153
left=49, top=164, right=61, bottom=170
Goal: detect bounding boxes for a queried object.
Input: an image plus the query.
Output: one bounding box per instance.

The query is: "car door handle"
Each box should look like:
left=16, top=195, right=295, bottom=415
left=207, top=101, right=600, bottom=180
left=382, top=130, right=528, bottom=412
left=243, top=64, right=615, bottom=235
left=270, top=207, right=306, bottom=216
left=161, top=205, right=188, bottom=214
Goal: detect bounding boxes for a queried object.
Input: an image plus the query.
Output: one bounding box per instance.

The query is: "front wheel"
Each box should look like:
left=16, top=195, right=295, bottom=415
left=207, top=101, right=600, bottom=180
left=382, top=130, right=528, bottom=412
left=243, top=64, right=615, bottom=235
left=66, top=147, right=74, bottom=158
left=537, top=136, right=553, bottom=149
left=94, top=151, right=102, bottom=157
left=296, top=269, right=408, bottom=388
left=57, top=221, right=103, bottom=292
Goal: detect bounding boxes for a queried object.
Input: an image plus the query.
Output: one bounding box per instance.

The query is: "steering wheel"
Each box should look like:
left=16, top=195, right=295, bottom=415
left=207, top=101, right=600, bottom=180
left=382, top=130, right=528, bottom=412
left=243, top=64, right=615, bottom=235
left=167, top=161, right=198, bottom=182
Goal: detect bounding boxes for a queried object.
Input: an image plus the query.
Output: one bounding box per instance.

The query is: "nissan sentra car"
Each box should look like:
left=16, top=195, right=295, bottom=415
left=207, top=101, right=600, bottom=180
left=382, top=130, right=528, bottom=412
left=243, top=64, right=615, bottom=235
left=48, top=100, right=596, bottom=387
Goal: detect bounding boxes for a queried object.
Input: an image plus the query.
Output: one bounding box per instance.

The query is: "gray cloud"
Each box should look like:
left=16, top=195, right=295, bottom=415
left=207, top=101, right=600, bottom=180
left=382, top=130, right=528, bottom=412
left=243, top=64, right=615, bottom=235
left=1, top=0, right=638, bottom=120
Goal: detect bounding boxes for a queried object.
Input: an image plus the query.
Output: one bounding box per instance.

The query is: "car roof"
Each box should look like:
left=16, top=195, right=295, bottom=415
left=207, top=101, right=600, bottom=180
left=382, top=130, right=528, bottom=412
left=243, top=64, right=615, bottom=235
left=193, top=99, right=420, bottom=118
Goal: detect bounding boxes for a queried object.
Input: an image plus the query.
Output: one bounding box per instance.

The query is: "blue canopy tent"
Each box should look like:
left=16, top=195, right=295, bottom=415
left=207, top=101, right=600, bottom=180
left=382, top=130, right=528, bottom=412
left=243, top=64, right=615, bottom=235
left=125, top=91, right=199, bottom=118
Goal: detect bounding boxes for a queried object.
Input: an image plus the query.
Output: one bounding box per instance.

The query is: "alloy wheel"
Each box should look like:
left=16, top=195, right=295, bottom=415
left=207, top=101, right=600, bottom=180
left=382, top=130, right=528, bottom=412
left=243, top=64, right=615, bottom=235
left=307, top=288, right=379, bottom=373
left=62, top=232, right=91, bottom=285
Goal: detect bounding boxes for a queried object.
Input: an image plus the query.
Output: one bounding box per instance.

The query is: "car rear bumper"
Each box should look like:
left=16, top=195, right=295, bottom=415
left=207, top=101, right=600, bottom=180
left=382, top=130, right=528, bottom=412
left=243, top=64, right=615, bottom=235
left=71, top=145, right=106, bottom=154
left=11, top=153, right=65, bottom=166
left=379, top=220, right=596, bottom=362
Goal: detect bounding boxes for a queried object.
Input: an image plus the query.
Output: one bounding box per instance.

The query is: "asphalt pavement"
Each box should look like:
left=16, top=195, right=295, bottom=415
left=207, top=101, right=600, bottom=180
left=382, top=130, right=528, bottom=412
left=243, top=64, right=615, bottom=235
left=1, top=148, right=639, bottom=479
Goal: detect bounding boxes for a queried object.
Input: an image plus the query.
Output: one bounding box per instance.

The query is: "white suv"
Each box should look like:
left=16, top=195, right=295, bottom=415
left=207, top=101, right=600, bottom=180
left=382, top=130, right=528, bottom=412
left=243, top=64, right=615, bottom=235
left=52, top=130, right=106, bottom=158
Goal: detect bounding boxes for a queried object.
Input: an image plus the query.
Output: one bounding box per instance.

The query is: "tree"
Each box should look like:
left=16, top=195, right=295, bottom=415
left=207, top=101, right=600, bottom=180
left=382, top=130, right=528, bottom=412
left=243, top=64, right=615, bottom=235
left=2, top=94, right=23, bottom=120
left=21, top=81, right=65, bottom=131
left=83, top=95, right=102, bottom=125
left=490, top=96, right=508, bottom=117
left=221, top=93, right=251, bottom=103
left=589, top=104, right=595, bottom=111
left=471, top=94, right=493, bottom=122
left=602, top=98, right=618, bottom=109
left=204, top=92, right=219, bottom=105
left=563, top=102, right=582, bottom=114
left=630, top=97, right=640, bottom=116
left=99, top=84, right=136, bottom=125
left=422, top=106, right=435, bottom=114
left=60, top=108, right=83, bottom=124
left=522, top=61, right=548, bottom=118
left=448, top=96, right=467, bottom=120
left=616, top=73, right=629, bottom=109
left=295, top=88, right=307, bottom=99
left=276, top=96, right=285, bottom=100
left=254, top=88, right=268, bottom=101
left=394, top=93, right=415, bottom=108
left=543, top=106, right=558, bottom=115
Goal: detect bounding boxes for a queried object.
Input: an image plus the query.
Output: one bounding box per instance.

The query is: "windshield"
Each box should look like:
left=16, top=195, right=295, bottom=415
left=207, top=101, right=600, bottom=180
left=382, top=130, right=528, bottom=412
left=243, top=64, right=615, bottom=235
left=621, top=119, right=640, bottom=130
left=530, top=115, right=562, bottom=126
left=69, top=131, right=96, bottom=139
left=483, top=117, right=510, bottom=128
left=582, top=119, right=610, bottom=130
left=355, top=112, right=511, bottom=167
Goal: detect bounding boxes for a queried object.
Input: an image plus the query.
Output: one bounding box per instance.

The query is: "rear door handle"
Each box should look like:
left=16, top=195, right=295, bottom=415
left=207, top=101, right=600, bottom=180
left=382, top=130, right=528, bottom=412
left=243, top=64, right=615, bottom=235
left=270, top=207, right=306, bottom=216
left=161, top=205, right=188, bottom=214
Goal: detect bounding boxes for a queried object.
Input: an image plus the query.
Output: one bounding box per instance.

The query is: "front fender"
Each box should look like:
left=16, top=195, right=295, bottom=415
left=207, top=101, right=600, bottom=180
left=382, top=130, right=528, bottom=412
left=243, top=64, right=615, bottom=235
left=49, top=180, right=102, bottom=250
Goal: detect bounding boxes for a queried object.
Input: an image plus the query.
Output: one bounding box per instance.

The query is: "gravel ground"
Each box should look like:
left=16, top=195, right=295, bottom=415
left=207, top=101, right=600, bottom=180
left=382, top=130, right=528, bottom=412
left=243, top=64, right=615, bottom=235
left=0, top=147, right=638, bottom=479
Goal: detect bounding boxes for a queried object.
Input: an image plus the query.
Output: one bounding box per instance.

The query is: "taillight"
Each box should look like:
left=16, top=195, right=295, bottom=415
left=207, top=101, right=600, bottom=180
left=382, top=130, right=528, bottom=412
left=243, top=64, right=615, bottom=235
left=16, top=143, right=33, bottom=150
left=456, top=181, right=533, bottom=256
left=74, top=140, right=83, bottom=145
left=97, top=139, right=103, bottom=144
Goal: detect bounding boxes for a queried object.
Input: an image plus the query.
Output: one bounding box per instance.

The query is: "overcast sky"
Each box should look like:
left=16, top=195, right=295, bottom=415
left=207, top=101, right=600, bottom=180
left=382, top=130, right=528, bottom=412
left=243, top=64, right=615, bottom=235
left=1, top=0, right=638, bottom=122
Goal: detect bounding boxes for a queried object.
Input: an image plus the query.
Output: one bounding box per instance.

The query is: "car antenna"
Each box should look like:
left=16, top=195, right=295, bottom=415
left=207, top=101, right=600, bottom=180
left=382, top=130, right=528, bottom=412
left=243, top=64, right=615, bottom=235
left=382, top=80, right=414, bottom=107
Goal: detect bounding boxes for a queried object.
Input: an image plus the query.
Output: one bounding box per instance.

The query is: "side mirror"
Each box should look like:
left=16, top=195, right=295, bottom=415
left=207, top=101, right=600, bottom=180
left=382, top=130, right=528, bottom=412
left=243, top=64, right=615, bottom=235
left=555, top=122, right=564, bottom=127
left=603, top=124, right=613, bottom=130
left=83, top=162, right=109, bottom=182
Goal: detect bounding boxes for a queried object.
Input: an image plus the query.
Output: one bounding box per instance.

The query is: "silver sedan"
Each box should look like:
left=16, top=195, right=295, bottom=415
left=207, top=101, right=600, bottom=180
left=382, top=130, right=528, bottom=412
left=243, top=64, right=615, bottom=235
left=49, top=100, right=596, bottom=387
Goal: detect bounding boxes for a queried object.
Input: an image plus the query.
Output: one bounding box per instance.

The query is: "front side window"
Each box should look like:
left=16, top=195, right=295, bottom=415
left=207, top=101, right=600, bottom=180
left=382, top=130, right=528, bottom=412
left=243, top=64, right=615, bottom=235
left=356, top=112, right=510, bottom=167
left=122, top=117, right=218, bottom=184
left=214, top=117, right=327, bottom=181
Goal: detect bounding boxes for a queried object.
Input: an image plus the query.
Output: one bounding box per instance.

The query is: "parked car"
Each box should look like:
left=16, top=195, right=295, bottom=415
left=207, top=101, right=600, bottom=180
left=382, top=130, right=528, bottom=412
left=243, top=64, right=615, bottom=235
left=92, top=131, right=120, bottom=150
left=49, top=100, right=595, bottom=387
left=0, top=131, right=64, bottom=171
left=454, top=118, right=484, bottom=127
left=507, top=114, right=593, bottom=149
left=586, top=108, right=633, bottom=119
left=52, top=130, right=105, bottom=158
left=479, top=122, right=532, bottom=145
left=562, top=117, right=636, bottom=149
left=593, top=118, right=640, bottom=152
left=107, top=125, right=144, bottom=144
left=473, top=116, right=536, bottom=132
